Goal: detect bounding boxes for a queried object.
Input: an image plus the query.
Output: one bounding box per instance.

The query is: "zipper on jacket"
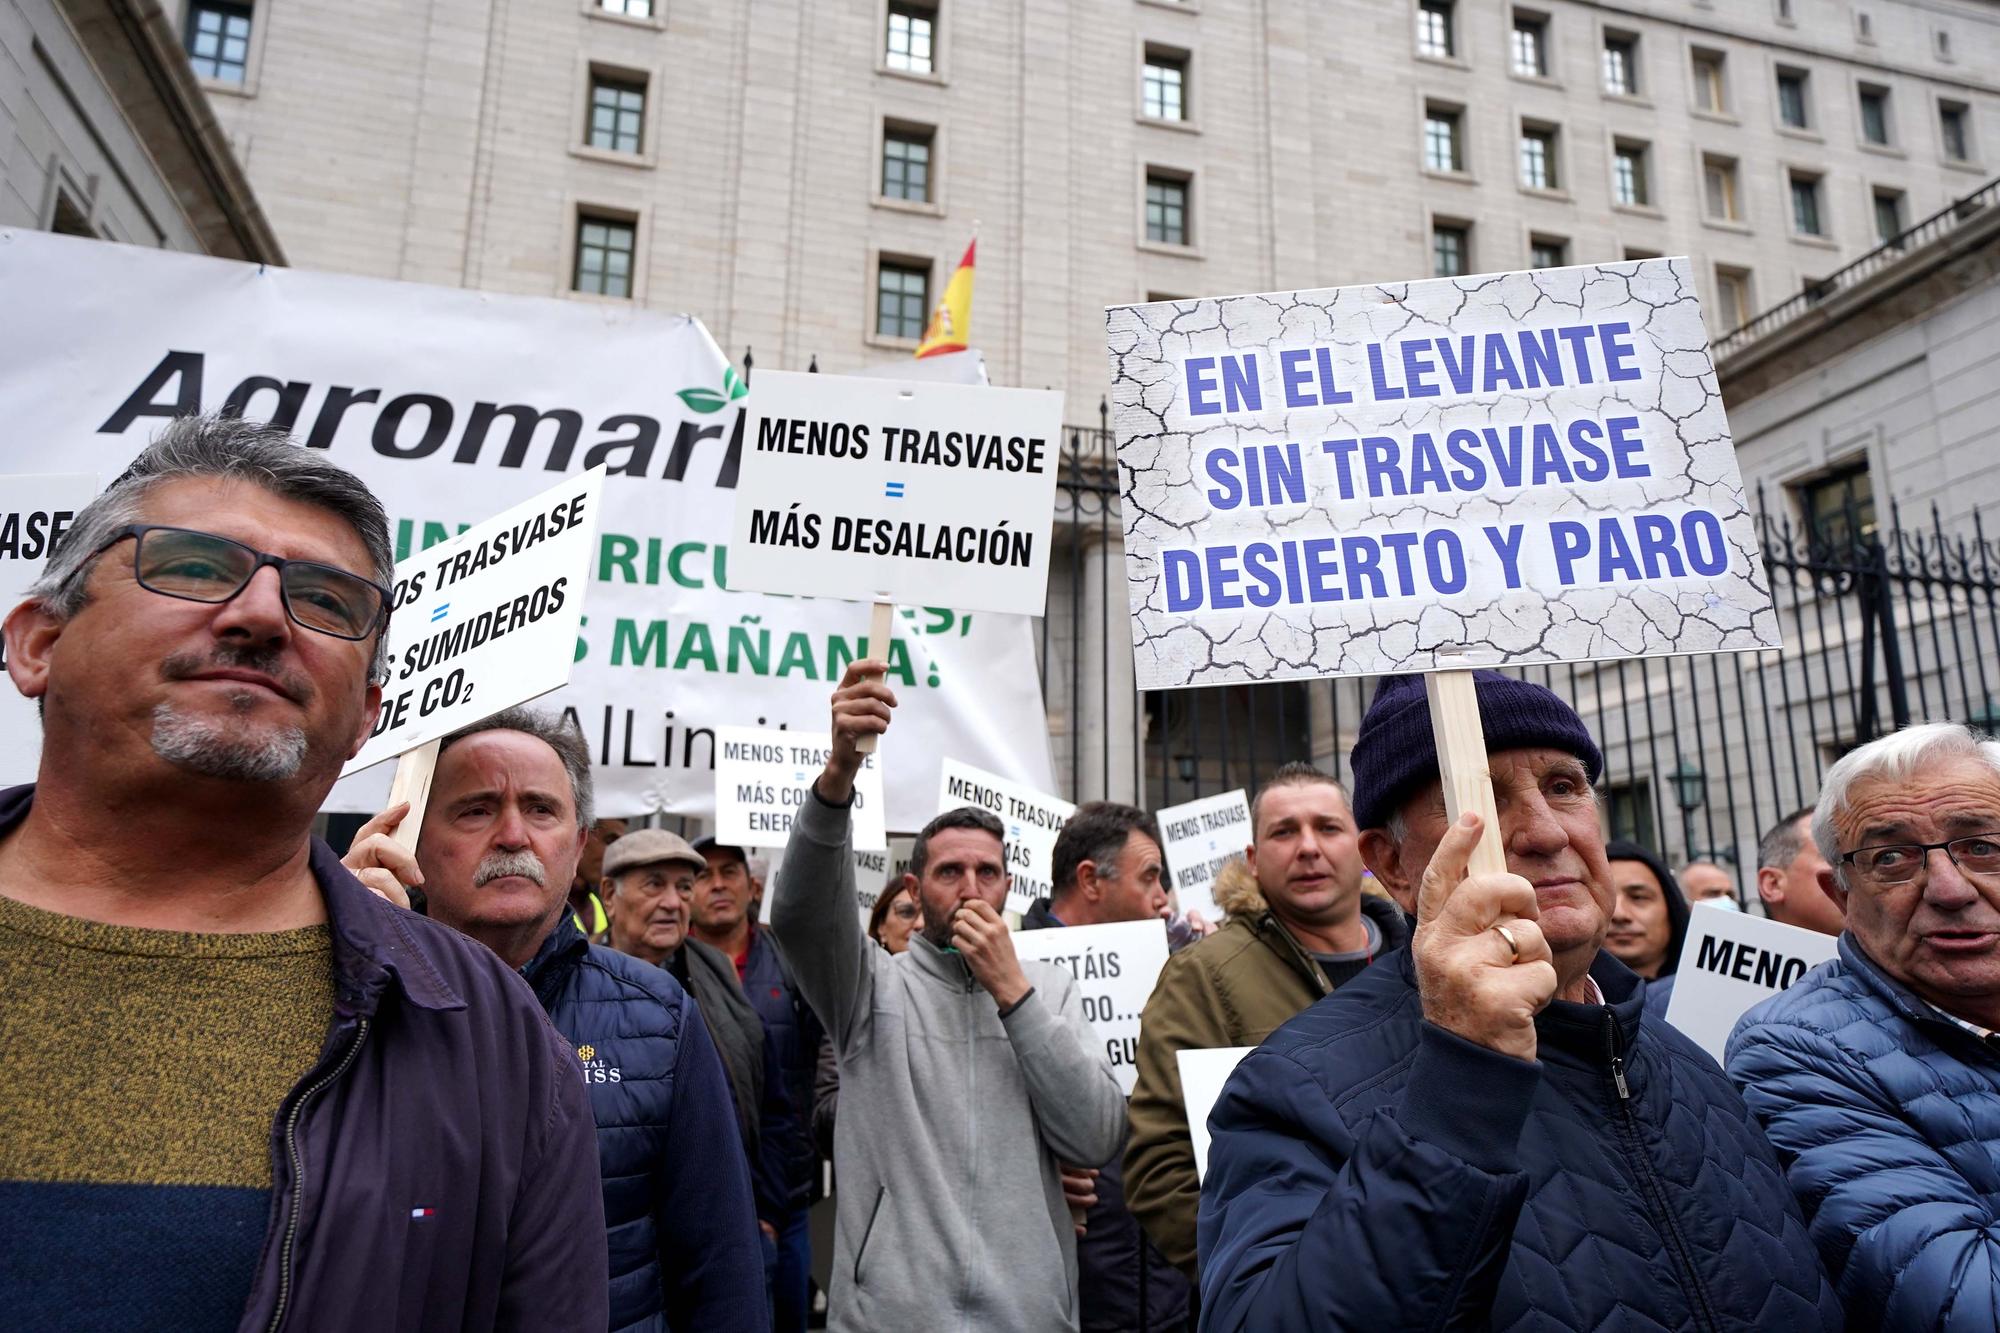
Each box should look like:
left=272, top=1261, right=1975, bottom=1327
left=853, top=1185, right=886, bottom=1285
left=267, top=1018, right=371, bottom=1333
left=1601, top=1014, right=1720, bottom=1333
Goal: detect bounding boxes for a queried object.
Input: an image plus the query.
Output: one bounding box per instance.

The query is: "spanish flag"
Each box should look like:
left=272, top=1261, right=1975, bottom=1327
left=915, top=238, right=975, bottom=359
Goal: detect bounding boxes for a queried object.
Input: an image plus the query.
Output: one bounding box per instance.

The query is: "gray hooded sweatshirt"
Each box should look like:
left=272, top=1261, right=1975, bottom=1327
left=772, top=788, right=1127, bottom=1333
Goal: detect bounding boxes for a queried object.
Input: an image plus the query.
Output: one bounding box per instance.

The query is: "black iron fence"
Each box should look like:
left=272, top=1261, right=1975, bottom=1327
left=1040, top=459, right=2000, bottom=891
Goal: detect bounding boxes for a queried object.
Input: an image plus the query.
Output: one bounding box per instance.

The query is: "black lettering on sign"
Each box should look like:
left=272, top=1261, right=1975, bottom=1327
left=1693, top=937, right=1810, bottom=990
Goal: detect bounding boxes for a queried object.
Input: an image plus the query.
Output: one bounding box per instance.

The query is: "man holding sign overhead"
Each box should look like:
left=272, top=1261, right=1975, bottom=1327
left=771, top=659, right=1124, bottom=1333
left=1198, top=672, right=1838, bottom=1332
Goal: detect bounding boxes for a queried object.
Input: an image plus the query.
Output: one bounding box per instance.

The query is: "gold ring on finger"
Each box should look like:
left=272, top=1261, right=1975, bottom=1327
left=1493, top=923, right=1520, bottom=960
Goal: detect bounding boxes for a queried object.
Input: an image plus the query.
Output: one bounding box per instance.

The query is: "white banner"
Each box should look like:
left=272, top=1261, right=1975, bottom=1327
left=1157, top=789, right=1251, bottom=924
left=0, top=474, right=99, bottom=786
left=1106, top=258, right=1781, bottom=689
left=1013, top=918, right=1170, bottom=1096
left=0, top=229, right=1057, bottom=827
left=732, top=370, right=1062, bottom=617
left=712, top=725, right=886, bottom=851
left=852, top=836, right=916, bottom=913
left=1665, top=903, right=1839, bottom=1063
left=1177, top=1045, right=1255, bottom=1182
left=937, top=757, right=1074, bottom=915
left=348, top=469, right=602, bottom=773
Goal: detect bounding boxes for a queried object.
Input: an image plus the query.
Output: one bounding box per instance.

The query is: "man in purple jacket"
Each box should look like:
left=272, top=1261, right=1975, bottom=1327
left=0, top=415, right=607, bottom=1331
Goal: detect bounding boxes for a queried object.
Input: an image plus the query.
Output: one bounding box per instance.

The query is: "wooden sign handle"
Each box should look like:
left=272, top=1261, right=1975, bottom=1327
left=386, top=739, right=441, bottom=855
left=854, top=599, right=895, bottom=756
left=1424, top=671, right=1508, bottom=878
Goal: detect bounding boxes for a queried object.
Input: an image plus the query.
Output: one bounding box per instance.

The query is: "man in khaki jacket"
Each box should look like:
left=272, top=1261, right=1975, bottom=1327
left=1125, top=763, right=1409, bottom=1279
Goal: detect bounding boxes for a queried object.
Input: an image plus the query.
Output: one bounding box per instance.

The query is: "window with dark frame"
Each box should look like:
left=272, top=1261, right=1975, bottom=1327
left=1433, top=223, right=1469, bottom=277
left=1714, top=266, right=1751, bottom=327
left=1520, top=125, right=1557, bottom=189
left=50, top=193, right=93, bottom=238
left=185, top=0, right=253, bottom=84
left=1613, top=141, right=1649, bottom=206
left=1777, top=69, right=1810, bottom=128
left=881, top=124, right=933, bottom=202
left=1941, top=101, right=1971, bottom=160
left=1602, top=33, right=1638, bottom=95
left=1702, top=154, right=1740, bottom=220
left=587, top=75, right=646, bottom=155
left=1603, top=780, right=1658, bottom=851
left=573, top=215, right=636, bottom=299
left=1692, top=49, right=1725, bottom=113
left=885, top=2, right=935, bottom=73
left=1417, top=0, right=1455, bottom=59
left=1511, top=14, right=1548, bottom=77
left=875, top=260, right=929, bottom=339
left=1874, top=189, right=1905, bottom=245
left=1859, top=86, right=1890, bottom=145
left=1790, top=172, right=1824, bottom=235
left=1146, top=173, right=1189, bottom=246
left=1143, top=51, right=1186, bottom=121
left=1424, top=105, right=1463, bottom=172
left=1529, top=236, right=1568, bottom=269
left=1798, top=462, right=1878, bottom=550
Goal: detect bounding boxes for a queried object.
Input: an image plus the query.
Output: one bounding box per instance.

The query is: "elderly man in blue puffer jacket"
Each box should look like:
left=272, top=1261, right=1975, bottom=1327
left=1199, top=673, right=1840, bottom=1331
left=1729, top=721, right=2000, bottom=1331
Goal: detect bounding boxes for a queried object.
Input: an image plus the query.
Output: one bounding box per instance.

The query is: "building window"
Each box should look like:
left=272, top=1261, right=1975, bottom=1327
left=1776, top=0, right=1794, bottom=18
left=1874, top=189, right=1905, bottom=244
left=1424, top=105, right=1463, bottom=173
left=1941, top=101, right=1971, bottom=161
left=1143, top=51, right=1187, bottom=121
left=1433, top=223, right=1469, bottom=277
left=876, top=260, right=929, bottom=339
left=1612, top=140, right=1650, bottom=206
left=1798, top=462, right=1877, bottom=549
left=1602, top=33, right=1638, bottom=95
left=1935, top=29, right=1953, bottom=61
left=1511, top=14, right=1548, bottom=77
left=587, top=75, right=646, bottom=155
left=598, top=0, right=652, bottom=15
left=574, top=215, right=636, bottom=299
left=880, top=124, right=933, bottom=202
left=1702, top=154, right=1740, bottom=221
left=50, top=192, right=94, bottom=238
left=1859, top=85, right=1890, bottom=146
left=1624, top=248, right=1660, bottom=261
left=1519, top=125, right=1557, bottom=189
left=1714, top=266, right=1751, bottom=327
left=885, top=2, right=935, bottom=74
left=1416, top=0, right=1455, bottom=59
left=1856, top=11, right=1873, bottom=41
left=1145, top=173, right=1190, bottom=246
left=1603, top=779, right=1657, bottom=851
left=185, top=0, right=253, bottom=85
left=1777, top=69, right=1810, bottom=129
left=1529, top=235, right=1568, bottom=269
left=1691, top=49, right=1726, bottom=113
left=1790, top=172, right=1824, bottom=235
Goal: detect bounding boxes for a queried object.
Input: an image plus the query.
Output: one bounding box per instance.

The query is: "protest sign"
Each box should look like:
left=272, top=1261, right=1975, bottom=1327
left=937, top=758, right=1075, bottom=915
left=1665, top=903, right=1839, bottom=1064
left=0, top=474, right=97, bottom=786
left=731, top=369, right=1063, bottom=618
left=1105, top=258, right=1779, bottom=691
left=345, top=469, right=603, bottom=777
left=1157, top=789, right=1251, bottom=923
left=0, top=228, right=1058, bottom=828
left=1013, top=919, right=1170, bottom=1096
left=1177, top=1046, right=1255, bottom=1183
left=852, top=836, right=917, bottom=914
left=713, top=725, right=887, bottom=851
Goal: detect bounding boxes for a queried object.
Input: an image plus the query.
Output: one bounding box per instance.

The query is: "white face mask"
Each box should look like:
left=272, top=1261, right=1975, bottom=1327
left=1702, top=896, right=1742, bottom=912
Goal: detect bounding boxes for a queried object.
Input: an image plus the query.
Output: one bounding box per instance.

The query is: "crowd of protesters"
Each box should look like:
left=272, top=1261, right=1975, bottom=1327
left=6, top=414, right=2000, bottom=1332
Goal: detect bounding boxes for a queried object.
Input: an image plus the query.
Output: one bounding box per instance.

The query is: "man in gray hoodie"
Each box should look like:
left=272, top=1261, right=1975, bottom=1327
left=772, top=659, right=1127, bottom=1332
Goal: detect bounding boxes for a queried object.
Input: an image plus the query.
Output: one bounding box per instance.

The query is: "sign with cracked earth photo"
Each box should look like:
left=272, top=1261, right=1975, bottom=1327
left=1104, top=257, right=1781, bottom=689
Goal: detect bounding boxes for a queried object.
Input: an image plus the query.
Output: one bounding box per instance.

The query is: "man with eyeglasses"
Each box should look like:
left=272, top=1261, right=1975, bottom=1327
left=770, top=659, right=1125, bottom=1332
left=0, top=415, right=607, bottom=1330
left=1730, top=721, right=2000, bottom=1329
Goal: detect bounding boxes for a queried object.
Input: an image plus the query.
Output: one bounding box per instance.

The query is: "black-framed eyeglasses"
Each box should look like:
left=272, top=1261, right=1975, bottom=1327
left=1839, top=834, right=2000, bottom=885
left=92, top=524, right=390, bottom=642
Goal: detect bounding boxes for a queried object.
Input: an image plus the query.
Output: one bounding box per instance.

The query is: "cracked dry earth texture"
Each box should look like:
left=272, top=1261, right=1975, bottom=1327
left=1104, top=258, right=1783, bottom=691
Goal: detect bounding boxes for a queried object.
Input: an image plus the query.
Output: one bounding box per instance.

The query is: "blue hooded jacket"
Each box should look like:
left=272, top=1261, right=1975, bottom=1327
left=1199, top=947, right=1839, bottom=1331
left=1728, top=932, right=2000, bottom=1331
left=522, top=917, right=767, bottom=1333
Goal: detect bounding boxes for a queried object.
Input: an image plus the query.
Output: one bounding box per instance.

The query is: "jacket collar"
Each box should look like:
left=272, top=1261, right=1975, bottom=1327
left=521, top=912, right=590, bottom=1006
left=1385, top=944, right=1645, bottom=1066
left=1255, top=893, right=1414, bottom=994
left=908, top=931, right=975, bottom=990
left=0, top=782, right=465, bottom=1017
left=1836, top=930, right=1999, bottom=1041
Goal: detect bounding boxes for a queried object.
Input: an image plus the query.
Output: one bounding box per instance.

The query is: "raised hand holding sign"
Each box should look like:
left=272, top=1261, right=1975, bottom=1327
left=1412, top=812, right=1557, bottom=1062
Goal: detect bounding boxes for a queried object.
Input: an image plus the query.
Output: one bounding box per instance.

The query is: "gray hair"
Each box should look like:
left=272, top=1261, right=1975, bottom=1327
left=28, top=413, right=395, bottom=679
left=1757, top=807, right=1816, bottom=870
left=439, top=705, right=595, bottom=829
left=1813, top=723, right=2000, bottom=885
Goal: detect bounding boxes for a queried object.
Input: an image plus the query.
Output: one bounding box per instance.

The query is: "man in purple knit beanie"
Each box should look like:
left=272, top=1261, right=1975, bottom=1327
left=1195, top=670, right=1840, bottom=1332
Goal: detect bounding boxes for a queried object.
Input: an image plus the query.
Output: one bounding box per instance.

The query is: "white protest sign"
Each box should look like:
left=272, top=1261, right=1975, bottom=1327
left=0, top=475, right=98, bottom=787
left=1178, top=1046, right=1255, bottom=1182
left=1106, top=258, right=1781, bottom=690
left=1013, top=919, right=1170, bottom=1096
left=713, top=725, right=887, bottom=851
left=731, top=370, right=1063, bottom=617
left=0, top=229, right=1058, bottom=827
left=1158, top=790, right=1251, bottom=923
left=852, top=836, right=917, bottom=913
left=344, top=469, right=602, bottom=774
left=1665, top=903, right=1840, bottom=1063
left=937, top=758, right=1075, bottom=916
